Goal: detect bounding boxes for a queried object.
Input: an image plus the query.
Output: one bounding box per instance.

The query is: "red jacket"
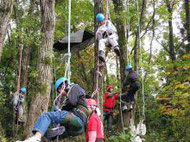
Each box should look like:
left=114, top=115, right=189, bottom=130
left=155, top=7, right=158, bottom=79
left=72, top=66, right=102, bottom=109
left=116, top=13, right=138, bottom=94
left=103, top=92, right=118, bottom=110
left=86, top=112, right=104, bottom=142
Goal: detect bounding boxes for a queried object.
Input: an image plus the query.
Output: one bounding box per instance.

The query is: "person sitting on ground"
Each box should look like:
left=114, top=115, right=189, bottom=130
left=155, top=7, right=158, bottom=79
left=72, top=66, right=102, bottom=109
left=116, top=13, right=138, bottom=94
left=86, top=98, right=105, bottom=142
left=96, top=13, right=120, bottom=62
left=122, top=65, right=140, bottom=111
left=16, top=77, right=90, bottom=142
left=103, top=85, right=120, bottom=133
left=13, top=87, right=26, bottom=123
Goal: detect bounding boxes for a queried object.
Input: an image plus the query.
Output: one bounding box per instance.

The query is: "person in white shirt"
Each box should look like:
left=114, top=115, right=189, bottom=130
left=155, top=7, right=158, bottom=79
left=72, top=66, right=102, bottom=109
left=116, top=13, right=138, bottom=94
left=96, top=13, right=120, bottom=62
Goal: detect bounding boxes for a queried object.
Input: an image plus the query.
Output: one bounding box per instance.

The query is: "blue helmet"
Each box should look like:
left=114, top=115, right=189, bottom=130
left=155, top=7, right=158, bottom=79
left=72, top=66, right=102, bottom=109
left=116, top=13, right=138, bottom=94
left=55, top=77, right=68, bottom=90
left=126, top=64, right=132, bottom=70
left=20, top=87, right=26, bottom=93
left=96, top=13, right=105, bottom=22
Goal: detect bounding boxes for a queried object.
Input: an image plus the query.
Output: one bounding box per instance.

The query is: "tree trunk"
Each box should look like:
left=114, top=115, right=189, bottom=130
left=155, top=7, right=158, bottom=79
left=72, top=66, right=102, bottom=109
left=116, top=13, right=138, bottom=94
left=112, top=0, right=127, bottom=89
left=112, top=0, right=128, bottom=127
left=25, top=0, right=55, bottom=137
left=184, top=0, right=190, bottom=53
left=167, top=2, right=176, bottom=61
left=0, top=0, right=13, bottom=60
left=93, top=0, right=103, bottom=116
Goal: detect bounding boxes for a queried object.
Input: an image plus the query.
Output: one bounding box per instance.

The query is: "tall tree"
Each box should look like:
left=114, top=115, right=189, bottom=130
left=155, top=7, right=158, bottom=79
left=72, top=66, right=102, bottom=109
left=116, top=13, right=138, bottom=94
left=184, top=0, right=190, bottom=53
left=112, top=0, right=128, bottom=126
left=93, top=0, right=103, bottom=113
left=0, top=0, right=13, bottom=60
left=25, top=0, right=55, bottom=136
left=166, top=0, right=176, bottom=61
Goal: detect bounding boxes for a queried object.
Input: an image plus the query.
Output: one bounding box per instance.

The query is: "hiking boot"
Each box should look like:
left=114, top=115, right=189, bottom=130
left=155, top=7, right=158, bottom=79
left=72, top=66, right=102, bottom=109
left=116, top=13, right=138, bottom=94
left=44, top=126, right=65, bottom=140
left=98, top=50, right=105, bottom=62
left=16, top=136, right=41, bottom=142
left=122, top=105, right=128, bottom=111
left=114, top=46, right=120, bottom=56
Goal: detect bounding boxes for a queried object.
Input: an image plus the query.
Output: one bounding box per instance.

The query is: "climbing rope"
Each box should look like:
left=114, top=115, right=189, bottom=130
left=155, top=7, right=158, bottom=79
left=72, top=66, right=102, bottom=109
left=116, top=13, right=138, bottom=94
left=67, top=0, right=72, bottom=85
left=17, top=46, right=23, bottom=91
left=13, top=44, right=23, bottom=139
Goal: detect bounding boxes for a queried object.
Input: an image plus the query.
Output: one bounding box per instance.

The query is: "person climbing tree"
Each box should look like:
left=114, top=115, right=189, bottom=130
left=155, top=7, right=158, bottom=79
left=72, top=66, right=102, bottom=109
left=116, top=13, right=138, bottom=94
left=103, top=85, right=120, bottom=133
left=96, top=13, right=120, bottom=62
left=13, top=87, right=26, bottom=123
left=122, top=65, right=140, bottom=111
left=86, top=98, right=105, bottom=142
left=16, top=77, right=90, bottom=142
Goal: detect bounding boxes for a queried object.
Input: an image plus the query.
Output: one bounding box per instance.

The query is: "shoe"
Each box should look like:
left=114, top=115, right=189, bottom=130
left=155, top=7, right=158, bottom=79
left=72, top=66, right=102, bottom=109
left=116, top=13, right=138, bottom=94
left=44, top=126, right=65, bottom=140
left=122, top=105, right=128, bottom=111
left=129, top=104, right=133, bottom=110
left=16, top=136, right=41, bottom=142
left=98, top=50, right=105, bottom=62
left=114, top=46, right=120, bottom=56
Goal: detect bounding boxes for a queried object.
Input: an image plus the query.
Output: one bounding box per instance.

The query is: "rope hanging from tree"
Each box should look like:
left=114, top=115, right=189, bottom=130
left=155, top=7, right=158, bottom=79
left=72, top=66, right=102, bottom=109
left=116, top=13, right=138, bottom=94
left=67, top=0, right=72, bottom=85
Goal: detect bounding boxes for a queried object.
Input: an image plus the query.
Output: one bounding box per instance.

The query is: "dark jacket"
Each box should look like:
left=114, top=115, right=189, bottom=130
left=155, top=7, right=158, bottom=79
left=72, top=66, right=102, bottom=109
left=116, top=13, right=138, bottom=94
left=62, top=83, right=89, bottom=124
left=123, top=70, right=139, bottom=88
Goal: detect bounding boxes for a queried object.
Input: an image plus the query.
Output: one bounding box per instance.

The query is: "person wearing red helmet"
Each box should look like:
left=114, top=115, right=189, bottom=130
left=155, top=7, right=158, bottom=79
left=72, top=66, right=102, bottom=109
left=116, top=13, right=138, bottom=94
left=86, top=99, right=105, bottom=142
left=103, top=85, right=120, bottom=133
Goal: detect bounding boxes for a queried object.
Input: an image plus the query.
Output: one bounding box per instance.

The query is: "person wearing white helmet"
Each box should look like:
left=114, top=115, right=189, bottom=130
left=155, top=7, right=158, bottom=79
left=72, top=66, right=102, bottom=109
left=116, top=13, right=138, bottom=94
left=96, top=13, right=120, bottom=62
left=16, top=77, right=90, bottom=142
left=13, top=87, right=26, bottom=123
left=122, top=65, right=140, bottom=111
left=86, top=98, right=105, bottom=142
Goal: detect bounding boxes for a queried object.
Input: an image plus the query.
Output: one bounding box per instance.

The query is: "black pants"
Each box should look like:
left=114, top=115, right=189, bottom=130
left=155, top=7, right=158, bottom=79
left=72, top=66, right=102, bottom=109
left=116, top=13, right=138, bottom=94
left=104, top=110, right=113, bottom=131
left=122, top=82, right=140, bottom=103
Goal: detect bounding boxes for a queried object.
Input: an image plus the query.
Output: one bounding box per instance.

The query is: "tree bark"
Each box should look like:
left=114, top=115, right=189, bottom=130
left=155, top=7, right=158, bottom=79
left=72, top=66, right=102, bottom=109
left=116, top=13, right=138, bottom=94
left=112, top=0, right=128, bottom=127
left=93, top=0, right=104, bottom=117
left=167, top=2, right=176, bottom=61
left=112, top=0, right=127, bottom=89
left=25, top=0, right=55, bottom=137
left=184, top=0, right=190, bottom=53
left=0, top=0, right=13, bottom=60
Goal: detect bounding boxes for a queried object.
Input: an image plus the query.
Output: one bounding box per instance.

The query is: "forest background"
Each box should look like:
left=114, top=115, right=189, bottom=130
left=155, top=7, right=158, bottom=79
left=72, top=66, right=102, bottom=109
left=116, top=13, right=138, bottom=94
left=0, top=0, right=189, bottom=142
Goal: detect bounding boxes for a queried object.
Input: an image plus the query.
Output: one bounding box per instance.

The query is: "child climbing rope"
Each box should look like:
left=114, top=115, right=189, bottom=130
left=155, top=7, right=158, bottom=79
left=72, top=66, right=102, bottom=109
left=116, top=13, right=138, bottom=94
left=122, top=65, right=140, bottom=111
left=13, top=87, right=26, bottom=123
left=16, top=77, right=90, bottom=142
left=103, top=85, right=120, bottom=133
left=96, top=13, right=120, bottom=62
left=86, top=99, right=105, bottom=142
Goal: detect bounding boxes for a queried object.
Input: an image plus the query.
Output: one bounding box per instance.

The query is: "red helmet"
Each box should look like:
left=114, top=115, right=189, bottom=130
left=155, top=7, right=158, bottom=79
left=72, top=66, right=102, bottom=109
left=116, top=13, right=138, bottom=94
left=106, top=85, right=113, bottom=90
left=86, top=99, right=97, bottom=107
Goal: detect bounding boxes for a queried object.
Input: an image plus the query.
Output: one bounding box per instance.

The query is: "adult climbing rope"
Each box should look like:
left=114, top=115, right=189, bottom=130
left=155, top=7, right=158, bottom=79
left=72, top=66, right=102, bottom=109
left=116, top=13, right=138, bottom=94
left=67, top=0, right=72, bottom=85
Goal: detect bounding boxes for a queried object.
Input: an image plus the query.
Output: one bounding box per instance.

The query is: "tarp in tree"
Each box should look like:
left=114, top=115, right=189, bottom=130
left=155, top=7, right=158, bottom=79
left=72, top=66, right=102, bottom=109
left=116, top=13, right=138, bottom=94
left=53, top=29, right=94, bottom=53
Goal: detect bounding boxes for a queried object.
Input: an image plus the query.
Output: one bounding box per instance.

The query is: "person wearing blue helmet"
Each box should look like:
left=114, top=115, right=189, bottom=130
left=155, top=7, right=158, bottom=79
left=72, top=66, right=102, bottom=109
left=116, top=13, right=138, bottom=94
left=13, top=87, right=26, bottom=123
left=121, top=64, right=140, bottom=111
left=96, top=13, right=120, bottom=62
left=16, top=77, right=90, bottom=142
